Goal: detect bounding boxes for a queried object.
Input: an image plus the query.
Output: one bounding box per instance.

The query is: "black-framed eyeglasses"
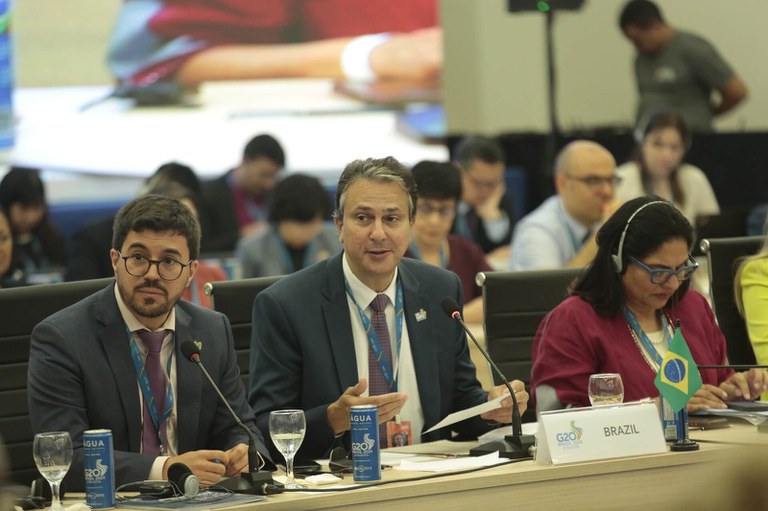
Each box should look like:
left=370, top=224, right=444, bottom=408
left=328, top=446, right=353, bottom=473
left=628, top=255, right=699, bottom=285
left=117, top=251, right=192, bottom=281
left=565, top=174, right=622, bottom=189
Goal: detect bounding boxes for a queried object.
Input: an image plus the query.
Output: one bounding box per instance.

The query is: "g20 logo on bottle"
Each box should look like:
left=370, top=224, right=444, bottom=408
left=555, top=421, right=584, bottom=449
left=351, top=433, right=376, bottom=455
left=84, top=459, right=109, bottom=481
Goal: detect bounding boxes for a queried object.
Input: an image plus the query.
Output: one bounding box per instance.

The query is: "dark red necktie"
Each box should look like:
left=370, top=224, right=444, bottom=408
left=136, top=329, right=167, bottom=455
left=368, top=294, right=393, bottom=448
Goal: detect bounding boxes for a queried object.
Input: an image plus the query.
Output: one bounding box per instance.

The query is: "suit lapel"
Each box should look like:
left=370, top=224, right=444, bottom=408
left=399, top=262, right=440, bottom=431
left=322, top=254, right=358, bottom=392
left=96, top=286, right=143, bottom=453
left=174, top=306, right=201, bottom=453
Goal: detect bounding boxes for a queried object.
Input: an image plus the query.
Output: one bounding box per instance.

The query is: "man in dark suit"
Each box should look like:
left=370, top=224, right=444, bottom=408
left=199, top=134, right=285, bottom=253
left=28, top=195, right=270, bottom=490
left=249, top=156, right=528, bottom=460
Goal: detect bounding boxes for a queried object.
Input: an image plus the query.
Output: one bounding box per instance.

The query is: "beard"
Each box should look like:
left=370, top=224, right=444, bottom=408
left=119, top=279, right=180, bottom=320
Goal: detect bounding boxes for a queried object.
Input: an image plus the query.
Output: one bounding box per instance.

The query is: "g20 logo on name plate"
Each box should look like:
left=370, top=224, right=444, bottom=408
left=555, top=421, right=584, bottom=449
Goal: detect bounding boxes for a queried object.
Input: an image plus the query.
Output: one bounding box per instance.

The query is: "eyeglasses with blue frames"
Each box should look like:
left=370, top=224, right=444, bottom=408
left=628, top=255, right=699, bottom=285
left=117, top=251, right=192, bottom=281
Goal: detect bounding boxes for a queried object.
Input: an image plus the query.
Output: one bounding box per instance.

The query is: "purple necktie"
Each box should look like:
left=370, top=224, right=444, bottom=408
left=136, top=329, right=167, bottom=455
left=368, top=294, right=393, bottom=448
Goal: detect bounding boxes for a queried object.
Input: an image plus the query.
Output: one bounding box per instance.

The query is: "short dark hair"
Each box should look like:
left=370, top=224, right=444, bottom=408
left=268, top=174, right=330, bottom=223
left=143, top=161, right=201, bottom=195
left=411, top=160, right=462, bottom=202
left=243, top=134, right=285, bottom=167
left=572, top=196, right=694, bottom=317
left=454, top=136, right=505, bottom=170
left=333, top=157, right=417, bottom=220
left=0, top=166, right=46, bottom=210
left=619, top=0, right=663, bottom=30
left=112, top=195, right=202, bottom=260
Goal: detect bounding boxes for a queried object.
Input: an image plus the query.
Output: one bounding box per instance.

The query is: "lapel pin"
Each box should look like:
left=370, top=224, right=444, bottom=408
left=415, top=309, right=427, bottom=322
left=194, top=339, right=203, bottom=351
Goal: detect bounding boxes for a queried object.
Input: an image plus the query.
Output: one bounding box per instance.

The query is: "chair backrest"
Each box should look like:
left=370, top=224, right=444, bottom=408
left=204, top=276, right=283, bottom=386
left=479, top=268, right=580, bottom=421
left=700, top=236, right=766, bottom=365
left=0, top=278, right=113, bottom=486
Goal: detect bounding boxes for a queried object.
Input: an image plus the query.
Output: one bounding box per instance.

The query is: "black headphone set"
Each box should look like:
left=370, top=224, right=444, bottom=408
left=612, top=200, right=669, bottom=273
left=118, top=462, right=200, bottom=501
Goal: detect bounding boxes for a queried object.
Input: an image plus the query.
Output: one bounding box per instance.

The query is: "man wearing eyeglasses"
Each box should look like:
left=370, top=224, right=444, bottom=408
left=28, top=195, right=271, bottom=490
left=509, top=140, right=622, bottom=271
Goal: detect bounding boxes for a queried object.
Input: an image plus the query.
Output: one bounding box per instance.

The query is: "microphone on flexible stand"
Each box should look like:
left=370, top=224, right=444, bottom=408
left=180, top=341, right=282, bottom=495
left=440, top=297, right=535, bottom=459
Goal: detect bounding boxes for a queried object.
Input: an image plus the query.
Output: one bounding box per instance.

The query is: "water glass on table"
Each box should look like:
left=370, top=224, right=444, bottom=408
left=33, top=431, right=72, bottom=511
left=588, top=373, right=624, bottom=406
left=269, top=409, right=307, bottom=489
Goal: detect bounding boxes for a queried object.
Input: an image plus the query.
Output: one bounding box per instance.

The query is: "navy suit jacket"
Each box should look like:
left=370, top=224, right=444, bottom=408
left=248, top=253, right=491, bottom=460
left=27, top=283, right=269, bottom=490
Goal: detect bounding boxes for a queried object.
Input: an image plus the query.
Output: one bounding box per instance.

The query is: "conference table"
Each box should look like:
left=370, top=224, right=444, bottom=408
left=109, top=422, right=763, bottom=511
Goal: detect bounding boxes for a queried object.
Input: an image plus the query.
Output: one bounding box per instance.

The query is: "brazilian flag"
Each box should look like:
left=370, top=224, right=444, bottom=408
left=654, top=326, right=703, bottom=412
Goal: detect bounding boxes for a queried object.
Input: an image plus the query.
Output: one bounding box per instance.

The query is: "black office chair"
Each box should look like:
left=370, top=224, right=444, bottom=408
left=478, top=269, right=580, bottom=422
left=700, top=236, right=765, bottom=365
left=204, top=276, right=283, bottom=386
left=0, top=278, right=114, bottom=486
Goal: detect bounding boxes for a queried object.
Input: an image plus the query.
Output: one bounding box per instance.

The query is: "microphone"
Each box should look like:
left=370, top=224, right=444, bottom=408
left=180, top=341, right=281, bottom=495
left=440, top=297, right=535, bottom=459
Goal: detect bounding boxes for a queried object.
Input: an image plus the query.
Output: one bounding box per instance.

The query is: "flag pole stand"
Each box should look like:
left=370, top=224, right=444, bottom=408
left=670, top=408, right=699, bottom=451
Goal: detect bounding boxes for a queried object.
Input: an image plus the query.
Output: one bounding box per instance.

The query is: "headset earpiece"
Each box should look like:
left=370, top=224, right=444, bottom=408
left=167, top=463, right=199, bottom=499
left=613, top=200, right=669, bottom=274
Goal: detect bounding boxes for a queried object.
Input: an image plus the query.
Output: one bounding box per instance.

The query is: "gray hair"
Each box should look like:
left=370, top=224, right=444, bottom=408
left=333, top=157, right=418, bottom=220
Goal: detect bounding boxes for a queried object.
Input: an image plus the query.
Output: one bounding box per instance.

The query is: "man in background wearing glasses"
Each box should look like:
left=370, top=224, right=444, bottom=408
left=28, top=195, right=271, bottom=490
left=509, top=140, right=622, bottom=271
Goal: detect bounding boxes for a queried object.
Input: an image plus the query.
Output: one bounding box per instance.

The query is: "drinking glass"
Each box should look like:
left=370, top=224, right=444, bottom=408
left=33, top=431, right=72, bottom=511
left=588, top=373, right=624, bottom=406
left=269, top=410, right=306, bottom=489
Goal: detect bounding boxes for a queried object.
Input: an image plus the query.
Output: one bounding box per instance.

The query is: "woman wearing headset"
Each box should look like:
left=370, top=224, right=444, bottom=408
left=615, top=111, right=719, bottom=225
left=530, top=197, right=767, bottom=413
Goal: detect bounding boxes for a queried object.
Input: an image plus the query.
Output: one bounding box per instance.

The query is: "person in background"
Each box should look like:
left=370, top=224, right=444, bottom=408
left=531, top=197, right=768, bottom=413
left=735, top=233, right=768, bottom=399
left=28, top=195, right=271, bottom=490
left=150, top=183, right=228, bottom=309
left=407, top=160, right=491, bottom=324
left=453, top=136, right=516, bottom=258
left=65, top=162, right=202, bottom=282
left=0, top=167, right=65, bottom=282
left=619, top=0, right=747, bottom=132
left=200, top=134, right=285, bottom=252
left=509, top=141, right=621, bottom=271
left=237, top=174, right=341, bottom=278
left=616, top=111, right=719, bottom=225
left=0, top=208, right=23, bottom=288
left=249, top=156, right=527, bottom=462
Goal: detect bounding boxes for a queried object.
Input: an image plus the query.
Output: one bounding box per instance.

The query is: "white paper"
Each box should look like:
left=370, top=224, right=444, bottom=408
left=424, top=395, right=506, bottom=434
left=393, top=452, right=502, bottom=472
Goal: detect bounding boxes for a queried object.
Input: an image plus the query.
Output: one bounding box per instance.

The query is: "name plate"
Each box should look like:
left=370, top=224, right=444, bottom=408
left=535, top=400, right=666, bottom=465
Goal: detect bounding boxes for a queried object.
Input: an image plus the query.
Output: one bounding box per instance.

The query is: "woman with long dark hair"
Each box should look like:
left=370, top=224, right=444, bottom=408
left=615, top=111, right=719, bottom=225
left=0, top=167, right=64, bottom=280
left=531, top=197, right=766, bottom=412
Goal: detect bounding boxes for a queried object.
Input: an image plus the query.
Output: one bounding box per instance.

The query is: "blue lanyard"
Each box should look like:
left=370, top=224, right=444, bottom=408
left=128, top=328, right=175, bottom=454
left=277, top=234, right=317, bottom=272
left=408, top=241, right=447, bottom=268
left=189, top=277, right=200, bottom=305
left=344, top=278, right=404, bottom=391
left=623, top=308, right=673, bottom=367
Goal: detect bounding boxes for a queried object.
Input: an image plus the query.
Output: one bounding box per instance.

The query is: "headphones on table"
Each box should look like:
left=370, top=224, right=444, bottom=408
left=612, top=200, right=669, bottom=273
left=118, top=462, right=199, bottom=501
